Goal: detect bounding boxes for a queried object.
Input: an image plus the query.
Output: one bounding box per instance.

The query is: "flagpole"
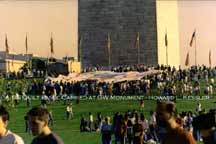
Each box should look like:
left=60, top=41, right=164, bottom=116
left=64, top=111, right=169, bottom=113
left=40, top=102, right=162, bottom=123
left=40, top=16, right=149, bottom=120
left=46, top=54, right=49, bottom=77
left=78, top=35, right=82, bottom=69
left=5, top=34, right=10, bottom=73
left=188, top=52, right=190, bottom=67
left=185, top=51, right=190, bottom=68
left=80, top=39, right=82, bottom=69
left=137, top=32, right=140, bottom=65
left=26, top=33, right=27, bottom=61
left=51, top=33, right=53, bottom=59
left=108, top=54, right=111, bottom=70
left=12, top=55, right=14, bottom=71
left=6, top=52, right=9, bottom=73
left=79, top=40, right=81, bottom=68
left=165, top=29, right=168, bottom=66
left=25, top=33, right=28, bottom=72
left=108, top=33, right=111, bottom=70
left=209, top=49, right=211, bottom=68
left=109, top=49, right=111, bottom=70
left=166, top=46, right=168, bottom=66
left=7, top=55, right=9, bottom=73
left=5, top=34, right=7, bottom=73
left=195, top=30, right=197, bottom=66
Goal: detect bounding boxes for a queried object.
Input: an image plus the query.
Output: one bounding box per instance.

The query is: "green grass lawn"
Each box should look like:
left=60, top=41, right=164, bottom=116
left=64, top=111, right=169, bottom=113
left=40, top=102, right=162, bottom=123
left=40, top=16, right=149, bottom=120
left=6, top=99, right=216, bottom=144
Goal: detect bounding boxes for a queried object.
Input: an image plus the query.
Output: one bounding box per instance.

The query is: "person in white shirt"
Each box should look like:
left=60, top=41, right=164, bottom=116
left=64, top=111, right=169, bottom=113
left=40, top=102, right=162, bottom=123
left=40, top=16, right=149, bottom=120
left=149, top=111, right=158, bottom=141
left=14, top=93, right=20, bottom=106
left=89, top=112, right=93, bottom=131
left=0, top=105, right=24, bottom=144
left=41, top=92, right=48, bottom=108
left=209, top=84, right=213, bottom=95
left=66, top=103, right=73, bottom=120
left=196, top=102, right=202, bottom=113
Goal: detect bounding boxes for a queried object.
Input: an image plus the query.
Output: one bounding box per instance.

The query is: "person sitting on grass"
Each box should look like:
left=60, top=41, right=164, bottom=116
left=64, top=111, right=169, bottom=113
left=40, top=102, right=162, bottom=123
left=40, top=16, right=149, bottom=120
left=0, top=105, right=24, bottom=144
left=27, top=106, right=64, bottom=144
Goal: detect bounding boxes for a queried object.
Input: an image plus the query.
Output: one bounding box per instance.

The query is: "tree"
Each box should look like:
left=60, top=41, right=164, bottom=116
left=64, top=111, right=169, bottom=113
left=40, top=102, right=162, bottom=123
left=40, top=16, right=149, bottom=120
left=31, top=58, right=46, bottom=71
left=20, top=63, right=29, bottom=73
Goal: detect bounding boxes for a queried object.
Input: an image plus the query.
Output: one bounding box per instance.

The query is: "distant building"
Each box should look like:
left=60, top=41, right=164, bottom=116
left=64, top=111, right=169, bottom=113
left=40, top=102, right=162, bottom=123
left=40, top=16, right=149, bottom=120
left=67, top=60, right=81, bottom=73
left=63, top=56, right=81, bottom=73
left=0, top=59, right=25, bottom=73
left=0, top=51, right=26, bottom=73
left=0, top=51, right=65, bottom=73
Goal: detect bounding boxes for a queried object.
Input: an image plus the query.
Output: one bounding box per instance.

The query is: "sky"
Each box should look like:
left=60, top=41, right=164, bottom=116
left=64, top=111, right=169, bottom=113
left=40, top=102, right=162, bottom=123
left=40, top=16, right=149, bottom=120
left=0, top=0, right=78, bottom=59
left=178, top=1, right=216, bottom=66
left=0, top=0, right=215, bottom=66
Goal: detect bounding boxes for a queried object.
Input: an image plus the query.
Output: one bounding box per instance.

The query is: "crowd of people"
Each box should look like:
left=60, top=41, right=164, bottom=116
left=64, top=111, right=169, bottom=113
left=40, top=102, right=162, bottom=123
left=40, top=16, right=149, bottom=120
left=0, top=65, right=215, bottom=113
left=3, top=70, right=46, bottom=79
left=0, top=64, right=216, bottom=144
left=28, top=65, right=216, bottom=100
left=1, top=98, right=214, bottom=144
left=82, top=64, right=150, bottom=73
left=2, top=64, right=216, bottom=100
left=1, top=65, right=216, bottom=103
left=79, top=101, right=215, bottom=144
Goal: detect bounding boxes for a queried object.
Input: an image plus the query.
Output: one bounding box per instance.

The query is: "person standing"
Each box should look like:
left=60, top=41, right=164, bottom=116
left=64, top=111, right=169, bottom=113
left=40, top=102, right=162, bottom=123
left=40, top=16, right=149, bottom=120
left=89, top=112, right=94, bottom=131
left=0, top=105, right=24, bottom=144
left=26, top=95, right=31, bottom=108
left=24, top=115, right=31, bottom=134
left=80, top=114, right=86, bottom=132
left=139, top=100, right=144, bottom=111
left=149, top=110, right=158, bottom=141
left=156, top=101, right=196, bottom=144
left=133, top=114, right=144, bottom=144
left=97, top=112, right=103, bottom=130
left=196, top=102, right=202, bottom=113
left=66, top=103, right=73, bottom=120
left=101, top=116, right=112, bottom=144
left=115, top=115, right=127, bottom=144
left=48, top=110, right=54, bottom=126
left=27, top=106, right=64, bottom=144
left=41, top=92, right=48, bottom=108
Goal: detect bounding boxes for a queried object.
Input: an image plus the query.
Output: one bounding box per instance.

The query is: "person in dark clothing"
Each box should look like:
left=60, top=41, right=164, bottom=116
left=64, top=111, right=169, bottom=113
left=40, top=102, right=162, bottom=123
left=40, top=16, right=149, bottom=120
left=115, top=114, right=127, bottom=144
left=133, top=114, right=144, bottom=144
left=156, top=101, right=196, bottom=144
left=27, top=106, right=64, bottom=144
left=80, top=114, right=86, bottom=132
left=24, top=115, right=30, bottom=134
left=127, top=120, right=133, bottom=144
left=26, top=95, right=31, bottom=108
left=97, top=112, right=103, bottom=130
left=48, top=110, right=54, bottom=127
left=31, top=132, right=62, bottom=144
left=101, top=116, right=112, bottom=144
